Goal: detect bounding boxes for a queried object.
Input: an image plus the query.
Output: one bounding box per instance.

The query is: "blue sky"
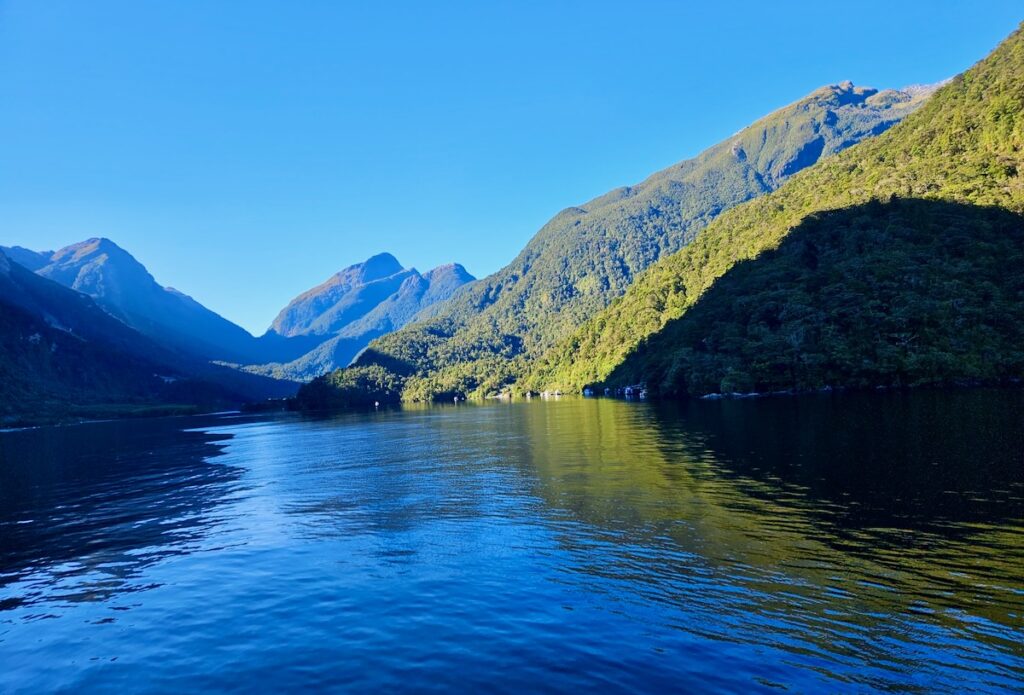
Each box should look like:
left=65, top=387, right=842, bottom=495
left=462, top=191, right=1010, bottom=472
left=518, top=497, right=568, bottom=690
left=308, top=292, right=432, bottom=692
left=1, top=1, right=1020, bottom=334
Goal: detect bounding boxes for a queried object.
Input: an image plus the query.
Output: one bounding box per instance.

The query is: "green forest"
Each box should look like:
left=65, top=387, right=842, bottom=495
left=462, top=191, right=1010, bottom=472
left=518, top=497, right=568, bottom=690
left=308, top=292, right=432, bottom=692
left=526, top=25, right=1024, bottom=396
left=589, top=199, right=1024, bottom=395
left=297, top=79, right=936, bottom=406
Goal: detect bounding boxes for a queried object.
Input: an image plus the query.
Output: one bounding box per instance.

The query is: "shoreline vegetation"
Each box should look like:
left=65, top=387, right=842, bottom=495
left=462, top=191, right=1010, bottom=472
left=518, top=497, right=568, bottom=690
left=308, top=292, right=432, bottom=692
left=284, top=370, right=1024, bottom=413
left=314, top=80, right=938, bottom=405
left=8, top=380, right=1024, bottom=430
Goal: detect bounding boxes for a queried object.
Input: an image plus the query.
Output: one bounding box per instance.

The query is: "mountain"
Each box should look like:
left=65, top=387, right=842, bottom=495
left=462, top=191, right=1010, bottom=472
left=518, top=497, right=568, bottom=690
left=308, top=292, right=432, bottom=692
left=0, top=246, right=53, bottom=271
left=0, top=249, right=166, bottom=365
left=528, top=24, right=1024, bottom=396
left=7, top=240, right=472, bottom=381
left=24, top=238, right=284, bottom=365
left=0, top=250, right=295, bottom=425
left=302, top=79, right=937, bottom=404
left=269, top=252, right=408, bottom=337
left=253, top=258, right=475, bottom=381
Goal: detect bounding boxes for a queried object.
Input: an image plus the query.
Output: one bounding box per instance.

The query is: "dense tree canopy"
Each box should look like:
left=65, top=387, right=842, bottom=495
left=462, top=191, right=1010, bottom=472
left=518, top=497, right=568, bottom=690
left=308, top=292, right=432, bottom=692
left=586, top=199, right=1024, bottom=395
left=529, top=24, right=1024, bottom=394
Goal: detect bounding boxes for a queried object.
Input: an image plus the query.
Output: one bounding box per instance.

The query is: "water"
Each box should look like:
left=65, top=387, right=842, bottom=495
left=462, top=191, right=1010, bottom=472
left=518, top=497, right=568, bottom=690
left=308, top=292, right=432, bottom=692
left=1, top=391, right=1022, bottom=693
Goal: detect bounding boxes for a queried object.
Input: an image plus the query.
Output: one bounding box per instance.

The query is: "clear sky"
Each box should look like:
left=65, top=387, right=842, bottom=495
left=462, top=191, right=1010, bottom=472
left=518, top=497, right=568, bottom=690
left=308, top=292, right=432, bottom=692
left=1, top=1, right=1020, bottom=334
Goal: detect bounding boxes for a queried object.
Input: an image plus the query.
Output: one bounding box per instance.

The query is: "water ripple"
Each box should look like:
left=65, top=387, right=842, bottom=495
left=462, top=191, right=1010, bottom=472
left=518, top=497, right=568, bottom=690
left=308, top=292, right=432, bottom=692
left=1, top=394, right=1022, bottom=692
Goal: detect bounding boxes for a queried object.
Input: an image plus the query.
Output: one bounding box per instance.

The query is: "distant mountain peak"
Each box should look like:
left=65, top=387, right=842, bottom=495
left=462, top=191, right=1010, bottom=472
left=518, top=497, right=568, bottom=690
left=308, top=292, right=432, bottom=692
left=424, top=262, right=474, bottom=283
left=358, top=252, right=405, bottom=279
left=42, top=237, right=156, bottom=300
left=318, top=252, right=405, bottom=287
left=70, top=236, right=120, bottom=252
left=798, top=80, right=940, bottom=112
left=829, top=79, right=871, bottom=95
left=22, top=237, right=271, bottom=364
left=255, top=252, right=475, bottom=377
left=50, top=236, right=141, bottom=268
left=336, top=70, right=940, bottom=401
left=803, top=81, right=880, bottom=107
left=531, top=24, right=1024, bottom=398
left=365, top=251, right=401, bottom=264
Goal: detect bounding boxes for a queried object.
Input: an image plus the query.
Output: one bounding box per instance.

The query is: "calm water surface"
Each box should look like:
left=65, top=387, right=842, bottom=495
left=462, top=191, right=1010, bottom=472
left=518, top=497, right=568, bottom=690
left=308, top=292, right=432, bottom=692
left=1, top=392, right=1022, bottom=692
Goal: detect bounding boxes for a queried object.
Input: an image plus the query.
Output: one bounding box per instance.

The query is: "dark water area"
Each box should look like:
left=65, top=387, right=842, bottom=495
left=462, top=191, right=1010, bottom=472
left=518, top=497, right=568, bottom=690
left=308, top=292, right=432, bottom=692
left=0, top=391, right=1022, bottom=692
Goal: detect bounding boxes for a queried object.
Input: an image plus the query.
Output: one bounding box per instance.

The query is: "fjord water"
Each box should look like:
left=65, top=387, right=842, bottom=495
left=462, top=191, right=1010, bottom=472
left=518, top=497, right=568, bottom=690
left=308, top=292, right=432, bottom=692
left=1, top=393, right=1022, bottom=692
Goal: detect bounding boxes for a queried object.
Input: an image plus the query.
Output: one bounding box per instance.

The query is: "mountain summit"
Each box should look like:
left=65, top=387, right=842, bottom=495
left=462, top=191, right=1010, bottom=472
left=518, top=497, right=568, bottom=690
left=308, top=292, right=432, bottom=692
left=255, top=254, right=475, bottom=381
left=28, top=237, right=265, bottom=364
left=5, top=238, right=472, bottom=380
left=0, top=248, right=295, bottom=423
left=269, top=252, right=411, bottom=338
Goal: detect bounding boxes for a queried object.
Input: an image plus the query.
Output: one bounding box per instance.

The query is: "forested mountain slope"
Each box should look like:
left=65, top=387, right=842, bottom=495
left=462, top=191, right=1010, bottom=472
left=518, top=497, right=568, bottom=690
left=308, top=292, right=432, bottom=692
left=529, top=24, right=1024, bottom=396
left=304, top=80, right=935, bottom=403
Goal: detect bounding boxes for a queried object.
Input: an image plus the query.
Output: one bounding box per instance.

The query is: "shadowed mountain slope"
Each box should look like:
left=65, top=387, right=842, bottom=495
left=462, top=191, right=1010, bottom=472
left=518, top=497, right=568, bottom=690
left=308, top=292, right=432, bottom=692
left=0, top=246, right=53, bottom=271
left=0, top=251, right=295, bottom=424
left=529, top=24, right=1024, bottom=395
left=601, top=200, right=1024, bottom=395
left=8, top=241, right=471, bottom=378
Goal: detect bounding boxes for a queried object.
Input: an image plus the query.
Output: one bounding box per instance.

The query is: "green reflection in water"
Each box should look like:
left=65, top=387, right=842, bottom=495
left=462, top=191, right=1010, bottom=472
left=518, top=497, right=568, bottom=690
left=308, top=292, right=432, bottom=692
left=511, top=393, right=1023, bottom=672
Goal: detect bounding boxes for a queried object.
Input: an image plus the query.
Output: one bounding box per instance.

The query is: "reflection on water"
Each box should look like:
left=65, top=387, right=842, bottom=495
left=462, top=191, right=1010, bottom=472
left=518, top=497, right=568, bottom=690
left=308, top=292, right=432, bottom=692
left=0, top=417, right=244, bottom=611
left=519, top=393, right=1024, bottom=691
left=0, top=393, right=1022, bottom=692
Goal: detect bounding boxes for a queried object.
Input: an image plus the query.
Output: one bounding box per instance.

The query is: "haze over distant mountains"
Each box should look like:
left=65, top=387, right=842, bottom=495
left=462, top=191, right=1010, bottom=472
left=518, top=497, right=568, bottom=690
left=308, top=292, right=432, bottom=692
left=0, top=247, right=295, bottom=423
left=253, top=253, right=475, bottom=380
left=1, top=240, right=474, bottom=385
left=15, top=22, right=1024, bottom=423
left=9, top=78, right=936, bottom=417
left=7, top=238, right=276, bottom=365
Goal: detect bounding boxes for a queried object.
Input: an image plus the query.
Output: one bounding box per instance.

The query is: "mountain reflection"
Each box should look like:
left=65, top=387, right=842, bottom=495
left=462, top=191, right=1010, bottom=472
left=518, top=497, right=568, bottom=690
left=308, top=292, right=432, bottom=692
left=514, top=395, right=1024, bottom=651
left=1, top=398, right=1021, bottom=691
left=278, top=409, right=540, bottom=538
left=0, top=416, right=244, bottom=609
left=656, top=389, right=1024, bottom=531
